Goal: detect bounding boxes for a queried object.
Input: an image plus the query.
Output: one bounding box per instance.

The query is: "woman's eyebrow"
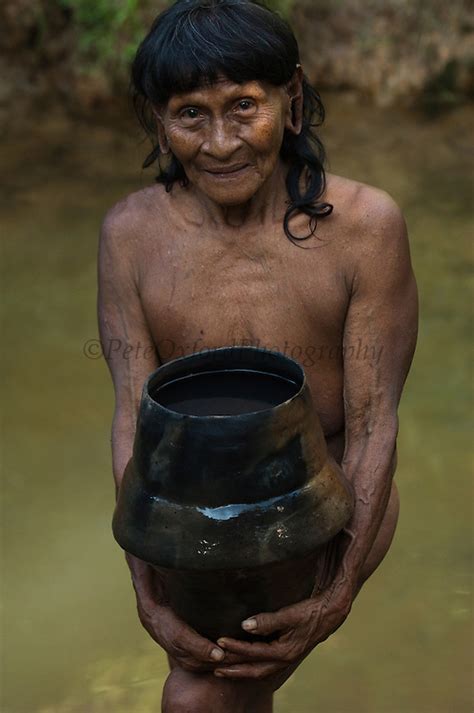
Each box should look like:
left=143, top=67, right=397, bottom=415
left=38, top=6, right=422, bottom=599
left=225, top=83, right=267, bottom=99
left=169, top=82, right=267, bottom=108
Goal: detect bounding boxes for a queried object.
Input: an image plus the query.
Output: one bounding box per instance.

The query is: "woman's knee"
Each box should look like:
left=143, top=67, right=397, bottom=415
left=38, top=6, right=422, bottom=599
left=162, top=669, right=212, bottom=713
left=161, top=668, right=241, bottom=713
left=162, top=667, right=272, bottom=713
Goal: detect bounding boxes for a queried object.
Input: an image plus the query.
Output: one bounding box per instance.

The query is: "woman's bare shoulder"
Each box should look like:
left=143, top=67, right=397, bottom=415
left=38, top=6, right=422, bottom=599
left=101, top=184, right=170, bottom=237
left=324, top=173, right=407, bottom=252
left=324, top=173, right=410, bottom=285
left=324, top=173, right=403, bottom=220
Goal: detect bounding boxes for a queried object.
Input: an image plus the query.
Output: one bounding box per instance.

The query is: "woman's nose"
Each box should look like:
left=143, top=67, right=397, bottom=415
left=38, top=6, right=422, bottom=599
left=202, top=120, right=241, bottom=160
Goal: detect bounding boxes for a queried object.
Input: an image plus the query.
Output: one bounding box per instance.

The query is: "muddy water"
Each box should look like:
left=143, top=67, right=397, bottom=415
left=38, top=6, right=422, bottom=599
left=1, top=97, right=472, bottom=712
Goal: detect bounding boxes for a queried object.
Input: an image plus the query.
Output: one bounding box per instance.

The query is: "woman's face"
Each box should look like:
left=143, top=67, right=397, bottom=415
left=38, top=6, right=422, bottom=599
left=156, top=78, right=297, bottom=206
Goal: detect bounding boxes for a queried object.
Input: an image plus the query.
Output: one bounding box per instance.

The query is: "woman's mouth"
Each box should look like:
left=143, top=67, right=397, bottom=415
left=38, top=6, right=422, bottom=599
left=203, top=164, right=250, bottom=178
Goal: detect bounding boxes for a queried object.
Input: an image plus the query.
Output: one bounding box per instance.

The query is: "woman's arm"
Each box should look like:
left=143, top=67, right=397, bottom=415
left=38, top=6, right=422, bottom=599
left=97, top=202, right=228, bottom=671
left=336, top=190, right=418, bottom=594
left=214, top=190, right=418, bottom=679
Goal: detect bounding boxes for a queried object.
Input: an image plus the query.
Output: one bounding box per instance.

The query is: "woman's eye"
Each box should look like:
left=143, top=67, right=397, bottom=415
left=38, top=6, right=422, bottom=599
left=236, top=100, right=255, bottom=112
left=181, top=107, right=200, bottom=120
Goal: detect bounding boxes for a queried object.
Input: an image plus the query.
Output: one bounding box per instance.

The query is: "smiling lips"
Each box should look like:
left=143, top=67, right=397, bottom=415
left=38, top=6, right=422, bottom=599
left=203, top=164, right=250, bottom=177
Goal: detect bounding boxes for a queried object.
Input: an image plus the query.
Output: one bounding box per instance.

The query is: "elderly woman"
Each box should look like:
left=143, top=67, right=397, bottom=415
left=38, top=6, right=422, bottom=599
left=98, top=0, right=418, bottom=711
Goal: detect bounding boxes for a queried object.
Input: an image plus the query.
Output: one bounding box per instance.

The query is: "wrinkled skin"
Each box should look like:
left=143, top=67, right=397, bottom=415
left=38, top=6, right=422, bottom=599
left=98, top=71, right=418, bottom=712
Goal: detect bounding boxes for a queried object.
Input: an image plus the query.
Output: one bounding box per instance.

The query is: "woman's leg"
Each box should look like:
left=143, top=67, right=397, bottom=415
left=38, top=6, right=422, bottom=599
left=162, top=661, right=275, bottom=713
left=161, top=481, right=400, bottom=712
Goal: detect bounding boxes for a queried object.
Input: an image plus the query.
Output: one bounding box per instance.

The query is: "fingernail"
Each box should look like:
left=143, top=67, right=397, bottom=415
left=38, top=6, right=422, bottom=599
left=210, top=647, right=225, bottom=662
left=242, top=618, right=257, bottom=631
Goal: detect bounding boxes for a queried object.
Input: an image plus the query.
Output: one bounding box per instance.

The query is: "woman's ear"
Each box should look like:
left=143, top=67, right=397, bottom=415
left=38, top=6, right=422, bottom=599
left=284, top=65, right=304, bottom=136
left=152, top=107, right=170, bottom=154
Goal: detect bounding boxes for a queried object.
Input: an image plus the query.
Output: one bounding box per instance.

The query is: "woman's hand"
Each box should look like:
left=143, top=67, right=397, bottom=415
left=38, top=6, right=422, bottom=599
left=127, top=553, right=251, bottom=673
left=126, top=553, right=224, bottom=672
left=213, top=582, right=353, bottom=680
left=137, top=596, right=229, bottom=673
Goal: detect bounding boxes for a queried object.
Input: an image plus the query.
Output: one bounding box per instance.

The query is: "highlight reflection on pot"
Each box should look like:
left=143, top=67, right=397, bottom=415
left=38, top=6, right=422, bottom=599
left=113, top=346, right=354, bottom=640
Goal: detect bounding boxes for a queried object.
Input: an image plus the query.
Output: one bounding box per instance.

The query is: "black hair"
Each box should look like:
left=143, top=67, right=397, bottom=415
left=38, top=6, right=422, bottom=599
left=131, top=0, right=333, bottom=245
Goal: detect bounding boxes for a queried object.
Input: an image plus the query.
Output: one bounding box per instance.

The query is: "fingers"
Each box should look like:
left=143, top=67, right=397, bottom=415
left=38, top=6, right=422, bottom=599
left=155, top=606, right=226, bottom=664
left=174, top=627, right=226, bottom=664
left=178, top=659, right=217, bottom=673
left=217, top=637, right=287, bottom=662
left=219, top=652, right=251, bottom=666
left=214, top=662, right=286, bottom=680
left=240, top=606, right=300, bottom=636
left=177, top=651, right=256, bottom=673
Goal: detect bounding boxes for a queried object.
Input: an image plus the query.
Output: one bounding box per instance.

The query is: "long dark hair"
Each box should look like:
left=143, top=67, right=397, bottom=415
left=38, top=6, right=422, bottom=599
left=131, top=0, right=333, bottom=245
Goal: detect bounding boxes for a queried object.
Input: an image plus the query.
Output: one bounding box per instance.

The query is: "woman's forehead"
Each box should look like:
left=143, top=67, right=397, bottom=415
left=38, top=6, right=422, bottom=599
left=166, top=78, right=277, bottom=105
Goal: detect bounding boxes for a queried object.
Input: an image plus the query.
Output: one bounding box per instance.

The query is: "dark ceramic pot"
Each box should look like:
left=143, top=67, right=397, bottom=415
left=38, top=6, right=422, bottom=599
left=113, top=346, right=353, bottom=641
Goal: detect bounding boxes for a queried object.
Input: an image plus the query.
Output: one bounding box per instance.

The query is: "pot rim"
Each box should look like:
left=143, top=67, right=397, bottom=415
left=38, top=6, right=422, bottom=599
left=143, top=345, right=307, bottom=421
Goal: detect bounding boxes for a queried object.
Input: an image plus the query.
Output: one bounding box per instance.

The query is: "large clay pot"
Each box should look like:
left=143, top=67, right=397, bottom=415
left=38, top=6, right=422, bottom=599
left=113, top=346, right=353, bottom=641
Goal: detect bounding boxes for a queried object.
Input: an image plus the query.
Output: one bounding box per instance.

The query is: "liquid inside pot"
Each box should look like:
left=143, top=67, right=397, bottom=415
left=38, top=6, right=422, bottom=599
left=152, top=368, right=299, bottom=416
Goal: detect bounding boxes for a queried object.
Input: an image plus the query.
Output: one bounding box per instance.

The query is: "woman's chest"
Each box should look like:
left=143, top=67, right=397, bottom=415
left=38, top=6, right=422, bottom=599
left=143, top=239, right=345, bottom=347
left=139, top=244, right=348, bottom=435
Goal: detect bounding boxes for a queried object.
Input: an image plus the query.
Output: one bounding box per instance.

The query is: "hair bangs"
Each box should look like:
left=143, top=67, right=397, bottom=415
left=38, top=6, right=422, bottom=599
left=141, top=2, right=298, bottom=106
left=131, top=0, right=333, bottom=246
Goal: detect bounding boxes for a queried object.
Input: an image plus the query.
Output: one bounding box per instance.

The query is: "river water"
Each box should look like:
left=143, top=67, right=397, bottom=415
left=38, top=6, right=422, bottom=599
left=2, top=96, right=472, bottom=712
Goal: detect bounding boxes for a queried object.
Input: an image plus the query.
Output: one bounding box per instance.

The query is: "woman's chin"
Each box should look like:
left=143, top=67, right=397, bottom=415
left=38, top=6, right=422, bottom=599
left=199, top=182, right=263, bottom=208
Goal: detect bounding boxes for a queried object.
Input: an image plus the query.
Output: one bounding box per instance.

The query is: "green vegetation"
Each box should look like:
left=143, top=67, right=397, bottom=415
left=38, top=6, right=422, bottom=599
left=58, top=0, right=149, bottom=74
left=267, top=0, right=294, bottom=15
left=59, top=0, right=294, bottom=75
left=4, top=0, right=469, bottom=111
